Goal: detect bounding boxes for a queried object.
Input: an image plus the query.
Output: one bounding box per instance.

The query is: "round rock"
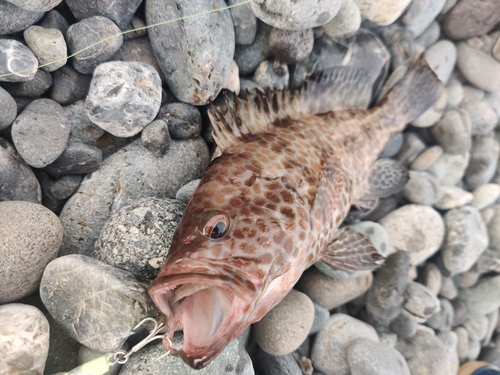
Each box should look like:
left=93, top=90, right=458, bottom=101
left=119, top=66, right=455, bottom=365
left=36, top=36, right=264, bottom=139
left=463, top=315, right=489, bottom=342
left=0, top=201, right=63, bottom=303
left=426, top=298, right=455, bottom=332
left=50, top=175, right=83, bottom=200
left=410, top=145, right=443, bottom=171
left=322, top=0, right=361, bottom=39
left=403, top=281, right=440, bottom=323
left=86, top=61, right=162, bottom=137
left=5, top=0, right=62, bottom=11
left=457, top=42, right=500, bottom=92
left=0, top=39, right=38, bottom=82
left=175, top=179, right=200, bottom=204
left=234, top=22, right=272, bottom=75
left=65, top=100, right=105, bottom=144
left=353, top=0, right=411, bottom=26
left=462, top=100, right=498, bottom=136
left=431, top=109, right=471, bottom=154
left=50, top=65, right=92, bottom=106
left=443, top=0, right=500, bottom=40
left=425, top=40, right=457, bottom=84
left=23, top=25, right=67, bottom=72
left=0, top=304, right=50, bottom=375
left=471, top=184, right=500, bottom=210
left=141, top=119, right=171, bottom=156
left=0, top=0, right=44, bottom=35
left=254, top=289, right=314, bottom=356
left=0, top=86, right=16, bottom=129
left=458, top=275, right=500, bottom=316
left=39, top=9, right=69, bottom=34
left=269, top=28, right=314, bottom=64
left=465, top=136, right=500, bottom=190
left=403, top=170, right=442, bottom=206
left=401, top=0, right=446, bottom=37
left=44, top=142, right=103, bottom=177
left=426, top=151, right=470, bottom=186
left=1, top=69, right=52, bottom=97
left=156, top=102, right=202, bottom=140
left=228, top=0, right=257, bottom=45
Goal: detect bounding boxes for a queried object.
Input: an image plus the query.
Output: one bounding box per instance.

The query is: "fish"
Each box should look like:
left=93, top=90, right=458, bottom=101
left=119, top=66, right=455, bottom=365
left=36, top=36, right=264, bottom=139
left=148, top=55, right=443, bottom=369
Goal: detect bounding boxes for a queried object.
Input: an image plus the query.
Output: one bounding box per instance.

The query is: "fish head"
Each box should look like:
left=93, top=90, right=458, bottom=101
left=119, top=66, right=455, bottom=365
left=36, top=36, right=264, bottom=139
left=149, top=167, right=309, bottom=368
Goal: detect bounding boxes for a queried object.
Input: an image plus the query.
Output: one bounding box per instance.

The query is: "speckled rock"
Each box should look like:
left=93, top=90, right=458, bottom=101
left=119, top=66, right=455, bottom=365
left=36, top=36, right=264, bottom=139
left=457, top=42, right=500, bottom=92
left=445, top=78, right=464, bottom=109
left=403, top=170, right=442, bottom=206
left=228, top=0, right=257, bottom=45
left=465, top=136, right=500, bottom=190
left=353, top=0, right=411, bottom=26
left=0, top=201, right=62, bottom=303
left=253, top=346, right=302, bottom=375
left=396, top=133, right=427, bottom=167
left=0, top=39, right=38, bottom=82
left=141, top=119, right=170, bottom=156
left=23, top=25, right=66, bottom=72
left=0, top=0, right=44, bottom=35
left=462, top=100, right=498, bottom=136
left=418, top=262, right=442, bottom=296
left=93, top=197, right=185, bottom=280
left=5, top=0, right=62, bottom=11
left=403, top=282, right=440, bottom=323
left=269, top=28, right=314, bottom=64
left=426, top=151, right=470, bottom=186
left=402, top=0, right=447, bottom=37
left=458, top=275, right=500, bottom=316
left=416, top=21, right=440, bottom=50
left=156, top=102, right=202, bottom=140
left=0, top=304, right=50, bottom=375
left=425, top=40, right=457, bottom=84
left=311, top=314, right=379, bottom=375
left=40, top=254, right=151, bottom=353
left=443, top=0, right=500, bottom=40
left=146, top=0, right=234, bottom=105
left=322, top=0, right=361, bottom=39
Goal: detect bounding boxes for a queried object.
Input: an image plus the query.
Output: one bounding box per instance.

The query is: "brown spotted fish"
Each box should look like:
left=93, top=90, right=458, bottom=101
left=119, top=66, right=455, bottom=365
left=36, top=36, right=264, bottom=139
left=149, top=55, right=443, bottom=369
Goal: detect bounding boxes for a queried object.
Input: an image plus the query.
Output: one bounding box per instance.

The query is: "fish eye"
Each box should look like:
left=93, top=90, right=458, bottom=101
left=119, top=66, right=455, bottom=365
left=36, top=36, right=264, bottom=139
left=200, top=212, right=230, bottom=239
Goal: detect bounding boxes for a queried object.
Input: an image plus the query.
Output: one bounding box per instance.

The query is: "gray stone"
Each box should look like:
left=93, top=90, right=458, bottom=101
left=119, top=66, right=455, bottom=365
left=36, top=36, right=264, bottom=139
left=311, top=314, right=379, bottom=375
left=463, top=315, right=489, bottom=341
left=64, top=100, right=105, bottom=144
left=443, top=0, right=500, bottom=40
left=401, top=0, right=446, bottom=37
left=146, top=0, right=234, bottom=105
left=416, top=21, right=440, bottom=50
left=0, top=201, right=62, bottom=303
left=457, top=42, right=500, bottom=92
left=59, top=138, right=209, bottom=256
left=487, top=205, right=500, bottom=252
left=465, top=136, right=500, bottom=190
left=50, top=65, right=92, bottom=106
left=40, top=254, right=151, bottom=353
left=462, top=85, right=485, bottom=105
left=426, top=298, right=455, bottom=332
left=459, top=275, right=500, bottom=316
left=141, top=119, right=170, bottom=156
left=383, top=27, right=423, bottom=71
left=156, top=102, right=202, bottom=140
left=463, top=100, right=498, bottom=136
left=322, top=0, right=361, bottom=39
left=93, top=197, right=185, bottom=280
left=347, top=338, right=410, bottom=375
left=466, top=340, right=481, bottom=361
left=418, top=262, right=442, bottom=296
left=425, top=40, right=457, bottom=84
left=403, top=170, right=441, bottom=206
left=86, top=61, right=162, bottom=138
left=445, top=78, right=464, bottom=109
left=254, top=289, right=314, bottom=356
left=431, top=109, right=471, bottom=154
left=396, top=133, right=427, bottom=167
left=23, top=25, right=66, bottom=72
left=269, top=28, right=314, bottom=64
left=426, top=151, right=470, bottom=186
left=175, top=179, right=200, bottom=204
left=438, top=330, right=459, bottom=375
left=39, top=9, right=69, bottom=35
left=229, top=0, right=257, bottom=45
left=410, top=145, right=443, bottom=171
left=50, top=175, right=83, bottom=200
left=0, top=304, right=49, bottom=375
left=253, top=59, right=289, bottom=90
left=439, top=276, right=458, bottom=300
left=65, top=0, right=142, bottom=30
left=441, top=205, right=488, bottom=275
left=0, top=0, right=43, bottom=35
left=481, top=308, right=498, bottom=346
left=11, top=98, right=70, bottom=168
left=378, top=204, right=445, bottom=266
left=234, top=22, right=272, bottom=75
left=434, top=186, right=473, bottom=211
left=2, top=69, right=52, bottom=98
left=454, top=327, right=469, bottom=361
left=352, top=0, right=411, bottom=26
left=250, top=0, right=341, bottom=30
left=389, top=310, right=418, bottom=338
left=310, top=302, right=329, bottom=335
left=253, top=345, right=302, bottom=375
left=0, top=39, right=38, bottom=82
left=67, top=16, right=123, bottom=74
left=44, top=142, right=102, bottom=177
left=0, top=86, right=16, bottom=130
left=403, top=281, right=440, bottom=323
left=5, top=0, right=61, bottom=11
left=0, top=137, right=41, bottom=203
left=451, top=299, right=469, bottom=327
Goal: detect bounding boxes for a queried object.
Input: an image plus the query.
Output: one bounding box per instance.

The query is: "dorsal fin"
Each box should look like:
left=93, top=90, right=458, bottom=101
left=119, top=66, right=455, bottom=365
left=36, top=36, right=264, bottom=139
left=209, top=66, right=373, bottom=152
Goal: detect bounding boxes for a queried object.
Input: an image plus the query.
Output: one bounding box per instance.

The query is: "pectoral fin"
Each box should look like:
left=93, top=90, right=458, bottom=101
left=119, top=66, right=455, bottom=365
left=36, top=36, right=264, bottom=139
left=319, top=227, right=385, bottom=273
left=364, top=159, right=409, bottom=199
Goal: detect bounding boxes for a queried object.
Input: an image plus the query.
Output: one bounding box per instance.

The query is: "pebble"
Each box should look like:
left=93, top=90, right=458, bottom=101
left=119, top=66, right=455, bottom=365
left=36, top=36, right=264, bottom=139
left=457, top=42, right=500, bottom=92
left=40, top=254, right=151, bottom=353
left=482, top=308, right=499, bottom=346
left=175, top=179, right=200, bottom=204
left=365, top=251, right=411, bottom=327
left=412, top=88, right=447, bottom=127
left=410, top=145, right=443, bottom=171
left=484, top=87, right=500, bottom=118
left=463, top=315, right=489, bottom=342
left=311, top=314, right=379, bottom=375
left=0, top=0, right=43, bottom=35
left=379, top=133, right=404, bottom=159
left=426, top=298, right=455, bottom=332
left=431, top=109, right=471, bottom=154
left=253, top=346, right=302, bottom=375
left=228, top=0, right=257, bottom=45
left=378, top=204, right=445, bottom=266
left=295, top=267, right=372, bottom=310
left=0, top=304, right=50, bottom=375
left=0, top=86, right=16, bottom=130
left=395, top=327, right=449, bottom=375
left=59, top=138, right=209, bottom=256
left=389, top=310, right=418, bottom=338
left=465, top=136, right=500, bottom=190
left=462, top=85, right=485, bottom=105
left=23, top=25, right=66, bottom=72
left=347, top=337, right=411, bottom=375
left=439, top=276, right=458, bottom=300
left=146, top=0, right=234, bottom=105
left=6, top=0, right=62, bottom=11
left=0, top=39, right=38, bottom=82
left=120, top=335, right=253, bottom=375
left=254, top=289, right=314, bottom=356
left=445, top=78, right=464, bottom=109
left=39, top=9, right=69, bottom=35
left=156, top=102, right=202, bottom=140
left=141, top=119, right=170, bottom=156
left=65, top=0, right=142, bottom=30
left=66, top=16, right=123, bottom=74
left=425, top=40, right=457, bottom=84
left=451, top=299, right=469, bottom=327
left=418, top=262, right=442, bottom=296
left=471, top=184, right=500, bottom=210
left=403, top=170, right=442, bottom=206
left=396, top=133, right=427, bottom=167
left=44, top=142, right=100, bottom=177
left=466, top=339, right=481, bottom=361
left=443, top=0, right=500, bottom=40
left=269, top=28, right=314, bottom=64
left=93, top=197, right=185, bottom=280
left=459, top=275, right=500, bottom=316
left=86, top=61, right=161, bottom=138
left=438, top=330, right=459, bottom=375
left=50, top=65, right=92, bottom=105
left=253, top=59, right=289, bottom=90
left=462, top=100, right=498, bottom=136
left=403, top=281, right=440, bottom=323
left=2, top=69, right=52, bottom=97
left=0, top=138, right=41, bottom=203
left=64, top=100, right=105, bottom=144
left=441, top=205, right=488, bottom=275
left=402, top=0, right=446, bottom=37
left=454, top=326, right=470, bottom=361
left=322, top=0, right=361, bottom=39
left=249, top=0, right=341, bottom=30
left=0, top=201, right=62, bottom=303
left=310, top=302, right=330, bottom=334
left=353, top=0, right=410, bottom=26
left=426, top=151, right=470, bottom=186
left=234, top=22, right=272, bottom=75
left=488, top=205, right=500, bottom=252
left=50, top=175, right=83, bottom=200
left=416, top=21, right=440, bottom=50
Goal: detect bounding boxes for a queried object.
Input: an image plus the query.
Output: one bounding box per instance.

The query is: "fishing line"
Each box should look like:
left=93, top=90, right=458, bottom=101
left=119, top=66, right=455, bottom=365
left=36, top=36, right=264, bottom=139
left=0, top=0, right=253, bottom=79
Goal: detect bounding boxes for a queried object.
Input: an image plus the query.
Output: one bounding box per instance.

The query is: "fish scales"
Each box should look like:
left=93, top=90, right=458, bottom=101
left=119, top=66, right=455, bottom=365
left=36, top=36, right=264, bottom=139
left=149, top=55, right=444, bottom=369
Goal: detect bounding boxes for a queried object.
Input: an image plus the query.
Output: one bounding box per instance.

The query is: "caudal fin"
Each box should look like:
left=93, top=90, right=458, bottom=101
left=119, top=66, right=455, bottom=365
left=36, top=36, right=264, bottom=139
left=381, top=55, right=444, bottom=126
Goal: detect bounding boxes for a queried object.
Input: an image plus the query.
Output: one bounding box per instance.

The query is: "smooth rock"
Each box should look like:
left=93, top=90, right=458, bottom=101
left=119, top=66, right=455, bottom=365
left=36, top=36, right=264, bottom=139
left=0, top=86, right=16, bottom=130
left=141, top=119, right=170, bottom=156
left=23, top=25, right=66, bottom=72
left=410, top=145, right=443, bottom=171
left=466, top=340, right=481, bottom=361
left=378, top=204, right=445, bottom=266
left=0, top=304, right=49, bottom=375
left=67, top=16, right=123, bottom=74
left=0, top=0, right=43, bottom=35
left=93, top=197, right=185, bottom=280
left=309, top=303, right=330, bottom=335
left=426, top=298, right=455, bottom=332
left=269, top=28, right=314, bottom=64
left=462, top=85, right=485, bottom=105
left=2, top=69, right=52, bottom=98
left=322, top=0, right=361, bottom=39
left=0, top=39, right=38, bottom=82
left=418, top=262, right=442, bottom=296
left=471, top=184, right=500, bottom=210
left=416, top=21, right=440, bottom=50
left=403, top=170, right=442, bottom=206
left=254, top=289, right=314, bottom=356
left=426, top=151, right=470, bottom=186
left=249, top=0, right=341, bottom=30
left=445, top=78, right=464, bottom=109
left=454, top=326, right=469, bottom=361
left=228, top=0, right=257, bottom=45
left=39, top=9, right=69, bottom=35
left=438, top=330, right=459, bottom=375
left=465, top=136, right=500, bottom=190
left=253, top=345, right=302, bottom=375
left=403, top=281, right=440, bottom=323
left=44, top=142, right=103, bottom=177
left=431, top=109, right=471, bottom=154
left=0, top=201, right=62, bottom=303
left=439, top=276, right=458, bottom=300
left=487, top=205, right=500, bottom=252
left=463, top=315, right=489, bottom=342
left=425, top=40, right=457, bottom=84
left=443, top=0, right=500, bottom=40
left=65, top=100, right=105, bottom=144
left=412, top=88, right=447, bottom=127
left=5, top=0, right=61, bottom=11
left=175, top=179, right=200, bottom=204
left=50, top=65, right=91, bottom=106
left=146, top=0, right=234, bottom=105
left=457, top=42, right=500, bottom=92
left=50, top=175, right=83, bottom=200
left=459, top=275, right=500, bottom=316
left=156, top=102, right=202, bottom=140
left=353, top=0, right=411, bottom=26
left=234, top=22, right=272, bottom=75
left=0, top=137, right=41, bottom=203
left=40, top=255, right=150, bottom=353
left=402, top=0, right=446, bottom=37
left=389, top=310, right=418, bottom=338
left=311, top=314, right=379, bottom=375
left=396, top=133, right=427, bottom=167
left=462, top=100, right=498, bottom=136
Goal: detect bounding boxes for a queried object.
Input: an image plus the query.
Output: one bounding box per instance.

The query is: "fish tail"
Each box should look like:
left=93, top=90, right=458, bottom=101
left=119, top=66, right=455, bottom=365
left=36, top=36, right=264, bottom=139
left=381, top=54, right=444, bottom=129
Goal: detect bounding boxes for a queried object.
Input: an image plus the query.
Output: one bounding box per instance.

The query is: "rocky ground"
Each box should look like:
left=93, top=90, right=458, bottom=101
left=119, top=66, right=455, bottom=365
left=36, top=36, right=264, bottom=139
left=1, top=0, right=500, bottom=374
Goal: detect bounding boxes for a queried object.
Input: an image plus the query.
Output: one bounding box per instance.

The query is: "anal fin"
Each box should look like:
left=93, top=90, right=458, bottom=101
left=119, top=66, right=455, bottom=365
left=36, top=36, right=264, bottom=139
left=319, top=227, right=385, bottom=273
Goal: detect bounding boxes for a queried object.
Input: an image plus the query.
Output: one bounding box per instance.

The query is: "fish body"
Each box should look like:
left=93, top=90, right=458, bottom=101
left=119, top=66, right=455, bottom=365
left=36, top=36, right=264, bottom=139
left=149, top=56, right=443, bottom=369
